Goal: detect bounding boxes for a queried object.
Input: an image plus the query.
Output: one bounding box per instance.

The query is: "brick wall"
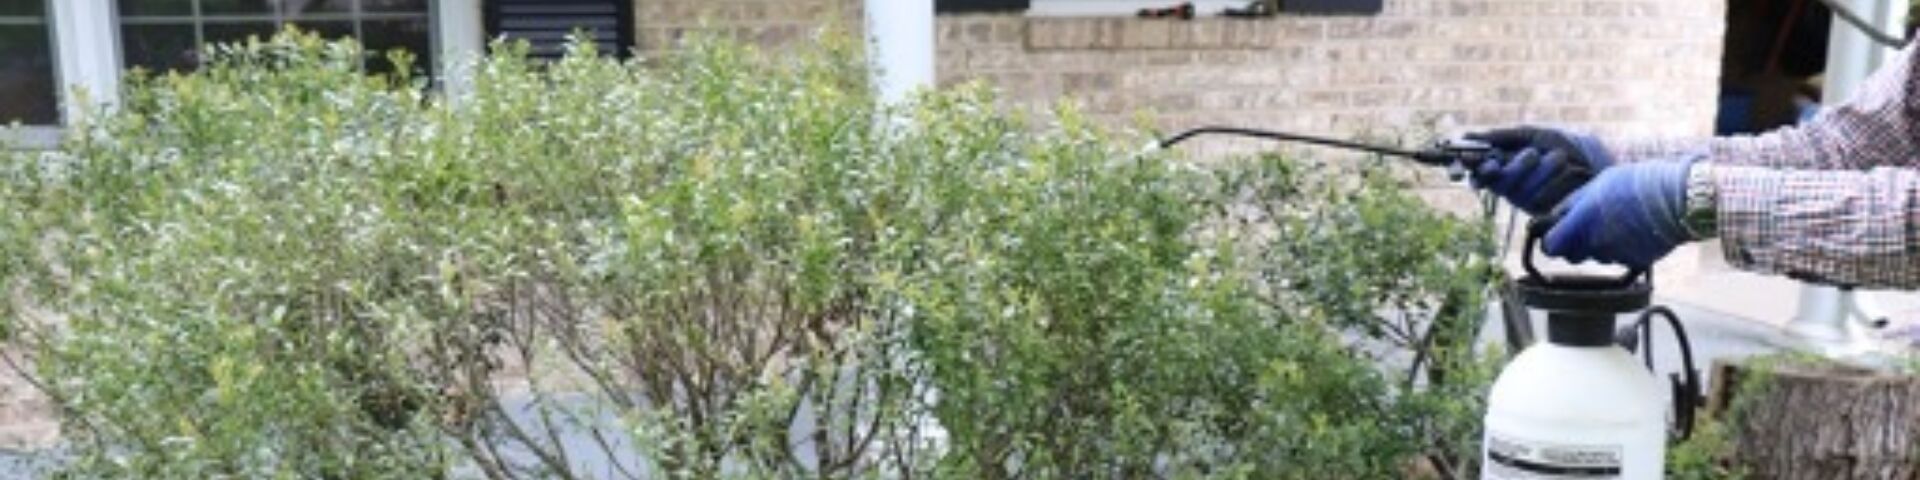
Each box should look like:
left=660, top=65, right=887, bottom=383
left=635, top=0, right=1726, bottom=157
left=635, top=0, right=864, bottom=54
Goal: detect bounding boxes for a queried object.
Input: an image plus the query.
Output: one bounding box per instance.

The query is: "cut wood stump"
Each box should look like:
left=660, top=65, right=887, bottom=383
left=1713, top=359, right=1920, bottom=479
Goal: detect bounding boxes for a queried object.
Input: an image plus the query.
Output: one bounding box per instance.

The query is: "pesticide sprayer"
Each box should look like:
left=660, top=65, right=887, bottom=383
left=1156, top=127, right=1702, bottom=479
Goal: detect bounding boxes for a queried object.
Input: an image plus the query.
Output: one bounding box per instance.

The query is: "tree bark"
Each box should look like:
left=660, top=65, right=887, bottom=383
left=1719, top=360, right=1920, bottom=479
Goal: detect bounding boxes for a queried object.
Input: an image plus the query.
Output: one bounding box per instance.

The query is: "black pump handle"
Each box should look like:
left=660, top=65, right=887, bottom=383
left=1522, top=216, right=1646, bottom=288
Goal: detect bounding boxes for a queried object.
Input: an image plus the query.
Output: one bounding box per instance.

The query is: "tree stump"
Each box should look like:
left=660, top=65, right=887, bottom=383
left=1717, top=359, right=1920, bottom=479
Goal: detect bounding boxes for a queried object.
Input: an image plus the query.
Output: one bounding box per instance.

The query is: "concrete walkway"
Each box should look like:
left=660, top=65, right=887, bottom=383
left=1656, top=242, right=1920, bottom=330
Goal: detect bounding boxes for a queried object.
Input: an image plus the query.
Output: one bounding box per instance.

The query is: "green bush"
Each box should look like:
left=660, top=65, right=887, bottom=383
left=1, top=29, right=1499, bottom=478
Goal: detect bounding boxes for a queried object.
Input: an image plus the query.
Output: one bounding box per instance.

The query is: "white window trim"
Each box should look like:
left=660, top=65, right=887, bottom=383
left=2, top=0, right=117, bottom=150
left=3, top=0, right=486, bottom=150
left=1026, top=0, right=1246, bottom=17
left=2, top=126, right=62, bottom=151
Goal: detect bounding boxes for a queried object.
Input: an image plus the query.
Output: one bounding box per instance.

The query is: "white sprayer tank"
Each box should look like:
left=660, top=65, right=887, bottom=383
left=1486, top=228, right=1671, bottom=479
left=1484, top=338, right=1667, bottom=479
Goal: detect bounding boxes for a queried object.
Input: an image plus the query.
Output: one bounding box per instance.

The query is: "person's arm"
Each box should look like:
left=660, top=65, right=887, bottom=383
left=1611, top=42, right=1920, bottom=169
left=1708, top=165, right=1920, bottom=289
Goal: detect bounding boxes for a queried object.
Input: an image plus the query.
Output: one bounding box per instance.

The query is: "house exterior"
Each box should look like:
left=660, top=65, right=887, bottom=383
left=647, top=0, right=1727, bottom=156
left=3, top=0, right=1723, bottom=151
left=0, top=0, right=1726, bottom=449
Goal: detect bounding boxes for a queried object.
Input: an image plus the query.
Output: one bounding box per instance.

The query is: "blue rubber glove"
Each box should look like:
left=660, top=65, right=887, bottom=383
left=1542, top=160, right=1696, bottom=269
left=1464, top=126, right=1615, bottom=215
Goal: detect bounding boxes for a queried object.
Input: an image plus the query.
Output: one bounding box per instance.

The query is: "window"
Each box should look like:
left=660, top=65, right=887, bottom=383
left=118, top=0, right=435, bottom=74
left=0, top=0, right=56, bottom=125
left=484, top=0, right=632, bottom=60
left=1, top=0, right=478, bottom=149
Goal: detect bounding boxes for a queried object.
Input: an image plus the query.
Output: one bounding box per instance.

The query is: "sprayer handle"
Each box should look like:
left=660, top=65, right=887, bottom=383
left=1522, top=215, right=1647, bottom=288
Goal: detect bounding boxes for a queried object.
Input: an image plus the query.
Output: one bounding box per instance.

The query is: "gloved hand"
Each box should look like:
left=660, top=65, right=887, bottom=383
left=1464, top=126, right=1616, bottom=215
left=1542, top=160, right=1696, bottom=269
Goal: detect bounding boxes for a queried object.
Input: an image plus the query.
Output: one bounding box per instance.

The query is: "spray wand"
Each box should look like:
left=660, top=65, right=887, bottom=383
left=1154, top=126, right=1497, bottom=172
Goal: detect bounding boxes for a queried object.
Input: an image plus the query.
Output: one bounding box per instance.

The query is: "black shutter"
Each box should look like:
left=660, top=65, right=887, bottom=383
left=485, top=0, right=635, bottom=59
left=936, top=0, right=1030, bottom=13
left=1282, top=0, right=1384, bottom=15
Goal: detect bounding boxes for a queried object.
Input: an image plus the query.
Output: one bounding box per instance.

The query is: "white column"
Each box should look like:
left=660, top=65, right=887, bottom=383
left=1820, top=0, right=1884, bottom=102
left=865, top=0, right=936, bottom=106
left=1789, top=0, right=1909, bottom=355
left=862, top=0, right=945, bottom=455
left=48, top=0, right=121, bottom=124
left=434, top=0, right=485, bottom=100
left=1865, top=0, right=1909, bottom=71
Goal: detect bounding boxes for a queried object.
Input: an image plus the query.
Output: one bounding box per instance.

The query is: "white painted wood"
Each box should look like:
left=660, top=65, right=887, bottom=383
left=433, top=0, right=485, bottom=99
left=48, top=0, right=121, bottom=124
left=866, top=0, right=936, bottom=106
left=1863, top=0, right=1907, bottom=79
left=0, top=126, right=62, bottom=150
left=1821, top=0, right=1880, bottom=102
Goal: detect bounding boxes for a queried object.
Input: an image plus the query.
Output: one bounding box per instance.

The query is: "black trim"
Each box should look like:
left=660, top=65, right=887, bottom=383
left=936, top=0, right=1030, bottom=14
left=1283, top=0, right=1385, bottom=15
left=483, top=0, right=635, bottom=59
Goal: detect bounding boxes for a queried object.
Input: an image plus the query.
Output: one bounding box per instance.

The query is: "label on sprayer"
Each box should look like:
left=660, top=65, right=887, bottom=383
left=1484, top=432, right=1623, bottom=479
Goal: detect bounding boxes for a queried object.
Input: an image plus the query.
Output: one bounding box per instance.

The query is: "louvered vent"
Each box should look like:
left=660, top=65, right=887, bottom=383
left=486, top=0, right=634, bottom=59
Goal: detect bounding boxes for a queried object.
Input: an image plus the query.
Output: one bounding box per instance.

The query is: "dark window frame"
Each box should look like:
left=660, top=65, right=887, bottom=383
left=116, top=0, right=436, bottom=75
left=0, top=1, right=58, bottom=126
left=1283, top=0, right=1383, bottom=15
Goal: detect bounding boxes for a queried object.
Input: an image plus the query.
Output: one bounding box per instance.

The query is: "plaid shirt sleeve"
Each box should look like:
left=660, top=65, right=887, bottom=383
left=1606, top=43, right=1920, bottom=288
left=1712, top=166, right=1920, bottom=289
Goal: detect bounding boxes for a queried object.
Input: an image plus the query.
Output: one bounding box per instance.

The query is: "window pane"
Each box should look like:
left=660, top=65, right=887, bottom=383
left=203, top=22, right=280, bottom=46
left=287, top=20, right=352, bottom=40
left=361, top=18, right=430, bottom=75
left=121, top=24, right=200, bottom=73
left=288, top=0, right=352, bottom=14
left=0, top=0, right=42, bottom=16
left=200, top=0, right=276, bottom=15
left=362, top=0, right=427, bottom=12
left=117, top=0, right=192, bottom=16
left=0, top=24, right=56, bottom=125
